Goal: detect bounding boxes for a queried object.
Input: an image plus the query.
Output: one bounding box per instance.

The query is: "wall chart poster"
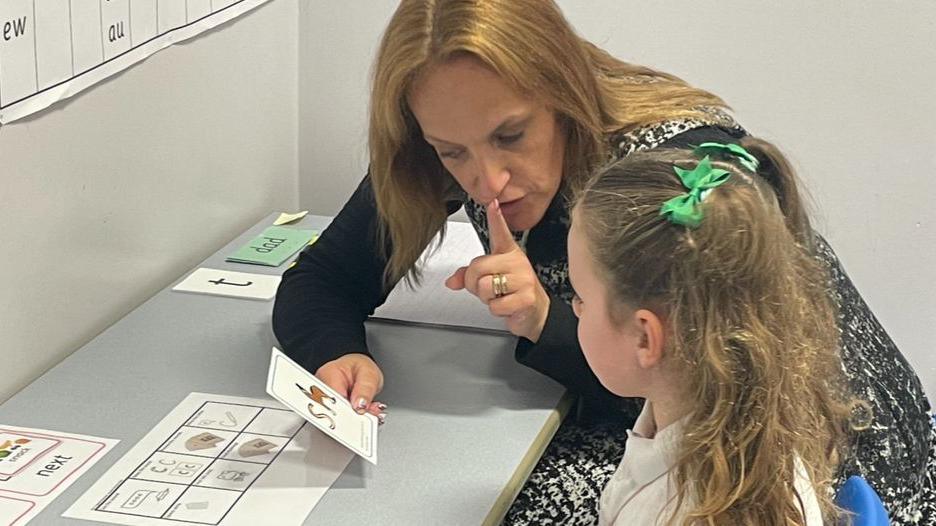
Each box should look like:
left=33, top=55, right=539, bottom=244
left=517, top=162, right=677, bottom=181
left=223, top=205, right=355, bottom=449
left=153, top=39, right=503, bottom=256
left=0, top=0, right=272, bottom=124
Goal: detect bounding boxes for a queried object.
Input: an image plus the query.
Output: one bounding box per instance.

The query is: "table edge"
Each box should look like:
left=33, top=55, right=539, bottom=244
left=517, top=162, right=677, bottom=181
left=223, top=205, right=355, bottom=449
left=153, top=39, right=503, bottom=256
left=482, top=390, right=576, bottom=526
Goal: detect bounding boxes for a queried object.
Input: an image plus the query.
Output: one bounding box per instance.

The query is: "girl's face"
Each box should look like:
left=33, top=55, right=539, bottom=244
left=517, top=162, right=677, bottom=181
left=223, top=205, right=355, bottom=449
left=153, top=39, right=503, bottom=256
left=568, top=211, right=647, bottom=397
left=408, top=55, right=567, bottom=231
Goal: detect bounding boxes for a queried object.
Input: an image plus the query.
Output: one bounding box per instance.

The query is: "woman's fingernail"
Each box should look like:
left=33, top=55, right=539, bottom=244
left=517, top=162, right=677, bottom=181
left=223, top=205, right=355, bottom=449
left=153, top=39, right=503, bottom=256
left=355, top=398, right=367, bottom=413
left=490, top=198, right=500, bottom=211
left=377, top=412, right=387, bottom=425
left=377, top=402, right=388, bottom=411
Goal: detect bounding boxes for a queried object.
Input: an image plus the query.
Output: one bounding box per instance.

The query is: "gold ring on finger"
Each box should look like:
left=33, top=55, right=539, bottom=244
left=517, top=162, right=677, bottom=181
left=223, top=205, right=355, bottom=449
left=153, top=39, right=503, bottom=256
left=492, top=273, right=508, bottom=298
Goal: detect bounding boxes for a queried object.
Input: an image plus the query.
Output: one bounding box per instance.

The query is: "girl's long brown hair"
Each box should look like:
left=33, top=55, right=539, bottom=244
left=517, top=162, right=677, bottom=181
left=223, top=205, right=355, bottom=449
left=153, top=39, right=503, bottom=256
left=370, top=0, right=727, bottom=286
left=574, top=138, right=855, bottom=525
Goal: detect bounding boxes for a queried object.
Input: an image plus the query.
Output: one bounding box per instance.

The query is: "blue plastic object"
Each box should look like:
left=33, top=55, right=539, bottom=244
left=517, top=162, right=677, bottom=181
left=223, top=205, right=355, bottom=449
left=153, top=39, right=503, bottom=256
left=834, top=475, right=890, bottom=525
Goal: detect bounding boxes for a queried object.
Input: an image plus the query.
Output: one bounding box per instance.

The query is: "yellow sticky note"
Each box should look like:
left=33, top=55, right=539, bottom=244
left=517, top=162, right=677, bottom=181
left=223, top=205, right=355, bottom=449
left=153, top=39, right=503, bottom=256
left=274, top=211, right=309, bottom=226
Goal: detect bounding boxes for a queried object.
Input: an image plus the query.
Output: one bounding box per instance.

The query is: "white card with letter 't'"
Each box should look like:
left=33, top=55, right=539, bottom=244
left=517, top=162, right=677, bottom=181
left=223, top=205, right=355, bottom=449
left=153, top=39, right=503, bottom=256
left=265, top=348, right=379, bottom=465
left=172, top=268, right=281, bottom=301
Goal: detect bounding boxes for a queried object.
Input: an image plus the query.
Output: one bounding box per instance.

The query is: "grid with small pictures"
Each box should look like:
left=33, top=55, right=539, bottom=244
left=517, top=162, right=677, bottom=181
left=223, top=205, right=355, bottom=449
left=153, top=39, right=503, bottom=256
left=92, top=401, right=306, bottom=525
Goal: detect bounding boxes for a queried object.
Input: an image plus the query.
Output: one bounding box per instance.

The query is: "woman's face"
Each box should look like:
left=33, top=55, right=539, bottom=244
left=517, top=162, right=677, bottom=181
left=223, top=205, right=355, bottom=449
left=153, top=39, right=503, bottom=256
left=408, top=55, right=567, bottom=231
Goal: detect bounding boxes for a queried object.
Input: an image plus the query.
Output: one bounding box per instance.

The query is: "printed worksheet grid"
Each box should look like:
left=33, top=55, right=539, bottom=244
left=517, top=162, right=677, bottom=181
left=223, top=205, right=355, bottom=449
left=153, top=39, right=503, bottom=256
left=0, top=0, right=253, bottom=108
left=93, top=401, right=305, bottom=525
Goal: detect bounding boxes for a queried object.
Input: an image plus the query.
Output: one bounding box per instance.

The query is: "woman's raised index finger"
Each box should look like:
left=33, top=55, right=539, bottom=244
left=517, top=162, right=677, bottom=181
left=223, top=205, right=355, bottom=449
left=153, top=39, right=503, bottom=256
left=486, top=199, right=518, bottom=254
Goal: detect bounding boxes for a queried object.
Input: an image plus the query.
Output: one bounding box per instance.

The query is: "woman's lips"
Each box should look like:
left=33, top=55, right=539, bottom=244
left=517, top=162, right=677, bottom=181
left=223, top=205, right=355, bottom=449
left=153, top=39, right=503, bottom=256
left=499, top=196, right=524, bottom=216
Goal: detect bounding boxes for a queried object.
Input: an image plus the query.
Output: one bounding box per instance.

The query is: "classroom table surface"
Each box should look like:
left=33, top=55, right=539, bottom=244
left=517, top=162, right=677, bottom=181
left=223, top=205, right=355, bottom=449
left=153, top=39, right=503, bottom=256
left=0, top=213, right=570, bottom=525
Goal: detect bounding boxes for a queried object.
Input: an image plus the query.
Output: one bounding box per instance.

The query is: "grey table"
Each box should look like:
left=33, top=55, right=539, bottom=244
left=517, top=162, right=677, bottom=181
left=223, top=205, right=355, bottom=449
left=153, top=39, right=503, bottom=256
left=0, top=213, right=570, bottom=525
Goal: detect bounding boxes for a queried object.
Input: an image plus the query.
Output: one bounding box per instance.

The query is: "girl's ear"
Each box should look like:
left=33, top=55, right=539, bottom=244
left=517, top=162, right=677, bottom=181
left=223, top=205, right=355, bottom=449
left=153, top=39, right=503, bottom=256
left=633, top=309, right=665, bottom=369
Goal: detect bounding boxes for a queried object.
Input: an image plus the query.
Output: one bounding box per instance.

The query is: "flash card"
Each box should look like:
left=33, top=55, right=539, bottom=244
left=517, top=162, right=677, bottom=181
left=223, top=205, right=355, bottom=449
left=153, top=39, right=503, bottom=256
left=265, top=348, right=378, bottom=464
left=172, top=268, right=281, bottom=301
left=0, top=427, right=117, bottom=526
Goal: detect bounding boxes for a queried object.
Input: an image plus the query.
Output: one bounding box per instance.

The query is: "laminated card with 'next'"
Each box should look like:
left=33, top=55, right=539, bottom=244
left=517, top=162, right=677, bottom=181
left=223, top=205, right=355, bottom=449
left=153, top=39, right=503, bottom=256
left=225, top=226, right=317, bottom=267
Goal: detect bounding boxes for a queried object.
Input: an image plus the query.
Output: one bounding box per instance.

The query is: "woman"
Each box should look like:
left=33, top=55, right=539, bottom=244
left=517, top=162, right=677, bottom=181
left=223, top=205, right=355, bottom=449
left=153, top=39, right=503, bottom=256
left=273, top=0, right=935, bottom=523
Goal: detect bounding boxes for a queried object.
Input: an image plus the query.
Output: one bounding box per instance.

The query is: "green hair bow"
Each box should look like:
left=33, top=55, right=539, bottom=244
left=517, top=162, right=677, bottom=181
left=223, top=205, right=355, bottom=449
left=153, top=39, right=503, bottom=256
left=693, top=142, right=759, bottom=172
left=659, top=156, right=731, bottom=228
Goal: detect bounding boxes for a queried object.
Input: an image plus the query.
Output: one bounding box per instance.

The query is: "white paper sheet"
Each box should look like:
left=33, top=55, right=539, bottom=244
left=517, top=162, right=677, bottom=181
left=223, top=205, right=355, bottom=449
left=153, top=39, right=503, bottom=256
left=372, top=221, right=509, bottom=333
left=0, top=426, right=117, bottom=526
left=64, top=393, right=354, bottom=526
left=0, top=0, right=272, bottom=124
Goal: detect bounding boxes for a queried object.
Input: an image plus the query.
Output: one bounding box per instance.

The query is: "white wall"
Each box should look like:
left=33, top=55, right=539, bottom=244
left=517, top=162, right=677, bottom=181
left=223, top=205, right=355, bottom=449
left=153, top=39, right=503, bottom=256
left=297, top=1, right=936, bottom=399
left=297, top=2, right=396, bottom=211
left=0, top=0, right=298, bottom=402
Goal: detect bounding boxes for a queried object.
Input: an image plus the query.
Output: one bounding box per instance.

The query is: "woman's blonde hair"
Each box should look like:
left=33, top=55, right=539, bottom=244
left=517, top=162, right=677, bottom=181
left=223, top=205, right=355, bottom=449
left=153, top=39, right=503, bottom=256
left=370, top=0, right=728, bottom=285
left=573, top=138, right=856, bottom=525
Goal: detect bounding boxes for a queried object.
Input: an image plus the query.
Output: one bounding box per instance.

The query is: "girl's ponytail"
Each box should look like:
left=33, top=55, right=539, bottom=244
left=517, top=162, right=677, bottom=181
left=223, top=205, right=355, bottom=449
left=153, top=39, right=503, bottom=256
left=739, top=137, right=813, bottom=246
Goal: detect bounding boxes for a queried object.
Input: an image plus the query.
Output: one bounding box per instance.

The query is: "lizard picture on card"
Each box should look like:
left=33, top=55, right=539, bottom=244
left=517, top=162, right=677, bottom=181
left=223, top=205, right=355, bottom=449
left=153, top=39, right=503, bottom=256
left=266, top=348, right=378, bottom=464
left=297, top=383, right=337, bottom=430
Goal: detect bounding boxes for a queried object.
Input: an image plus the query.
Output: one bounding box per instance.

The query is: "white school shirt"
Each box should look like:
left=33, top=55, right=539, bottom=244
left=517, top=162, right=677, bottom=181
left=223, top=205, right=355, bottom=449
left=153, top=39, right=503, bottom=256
left=598, top=402, right=823, bottom=526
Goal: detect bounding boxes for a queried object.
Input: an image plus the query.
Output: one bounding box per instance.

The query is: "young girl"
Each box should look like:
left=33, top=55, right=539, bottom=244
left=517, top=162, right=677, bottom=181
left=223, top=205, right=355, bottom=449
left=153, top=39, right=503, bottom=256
left=567, top=140, right=857, bottom=525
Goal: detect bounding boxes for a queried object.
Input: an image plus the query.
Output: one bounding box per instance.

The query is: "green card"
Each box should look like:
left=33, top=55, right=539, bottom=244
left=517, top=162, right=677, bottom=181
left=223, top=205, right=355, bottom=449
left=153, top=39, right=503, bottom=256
left=226, top=226, right=318, bottom=267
